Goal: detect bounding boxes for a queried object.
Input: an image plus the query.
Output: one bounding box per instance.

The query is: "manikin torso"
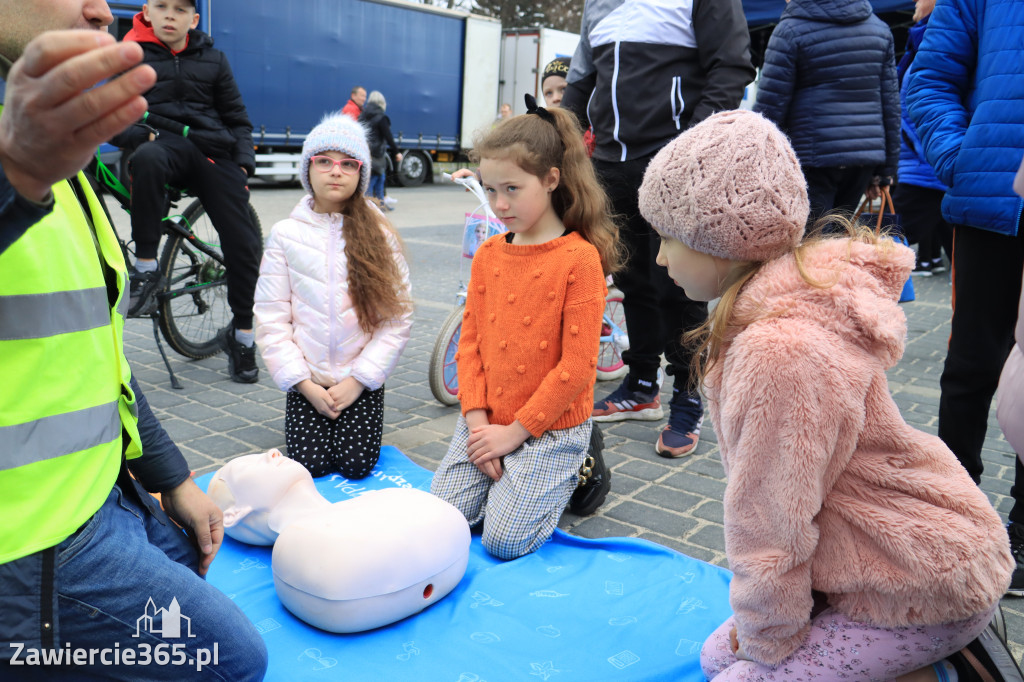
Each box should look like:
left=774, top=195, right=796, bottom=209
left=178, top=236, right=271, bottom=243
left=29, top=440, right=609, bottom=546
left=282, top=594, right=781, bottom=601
left=208, top=450, right=471, bottom=633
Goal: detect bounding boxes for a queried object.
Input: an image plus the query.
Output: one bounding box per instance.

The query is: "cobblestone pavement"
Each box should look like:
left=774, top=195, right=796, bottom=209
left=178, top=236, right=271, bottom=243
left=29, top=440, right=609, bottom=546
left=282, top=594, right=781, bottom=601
left=116, top=181, right=1024, bottom=666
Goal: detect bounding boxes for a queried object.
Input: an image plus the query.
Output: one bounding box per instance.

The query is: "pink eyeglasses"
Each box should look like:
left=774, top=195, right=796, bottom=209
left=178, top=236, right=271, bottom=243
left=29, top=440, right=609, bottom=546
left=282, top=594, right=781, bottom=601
left=310, top=156, right=363, bottom=174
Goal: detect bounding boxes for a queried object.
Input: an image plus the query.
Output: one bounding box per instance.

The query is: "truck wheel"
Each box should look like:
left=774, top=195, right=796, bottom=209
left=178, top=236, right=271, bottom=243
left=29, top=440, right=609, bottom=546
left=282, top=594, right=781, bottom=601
left=396, top=151, right=430, bottom=187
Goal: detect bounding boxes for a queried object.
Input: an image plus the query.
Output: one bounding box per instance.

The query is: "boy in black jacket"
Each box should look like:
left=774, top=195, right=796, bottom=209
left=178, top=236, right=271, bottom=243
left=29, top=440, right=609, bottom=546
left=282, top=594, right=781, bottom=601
left=113, top=0, right=261, bottom=383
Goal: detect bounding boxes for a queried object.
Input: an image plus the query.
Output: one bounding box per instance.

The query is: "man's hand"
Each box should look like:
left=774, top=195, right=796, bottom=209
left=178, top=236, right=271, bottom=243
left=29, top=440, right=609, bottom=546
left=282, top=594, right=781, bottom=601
left=160, top=478, right=224, bottom=577
left=468, top=421, right=531, bottom=465
left=297, top=379, right=340, bottom=419
left=327, top=376, right=365, bottom=412
left=0, top=30, right=156, bottom=202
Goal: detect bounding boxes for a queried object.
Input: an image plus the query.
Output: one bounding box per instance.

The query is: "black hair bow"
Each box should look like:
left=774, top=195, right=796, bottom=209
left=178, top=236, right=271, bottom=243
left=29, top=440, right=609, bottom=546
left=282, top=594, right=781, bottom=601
left=525, top=94, right=556, bottom=125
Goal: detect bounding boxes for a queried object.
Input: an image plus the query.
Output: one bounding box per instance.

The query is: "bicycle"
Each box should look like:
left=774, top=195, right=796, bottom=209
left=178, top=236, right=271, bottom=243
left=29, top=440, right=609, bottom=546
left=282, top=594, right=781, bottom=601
left=88, top=113, right=262, bottom=388
left=428, top=172, right=629, bottom=407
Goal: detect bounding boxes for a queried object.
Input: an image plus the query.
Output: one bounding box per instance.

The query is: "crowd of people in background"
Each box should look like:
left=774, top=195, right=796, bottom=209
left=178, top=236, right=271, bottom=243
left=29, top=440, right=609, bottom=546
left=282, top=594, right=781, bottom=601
left=1, top=0, right=1023, bottom=679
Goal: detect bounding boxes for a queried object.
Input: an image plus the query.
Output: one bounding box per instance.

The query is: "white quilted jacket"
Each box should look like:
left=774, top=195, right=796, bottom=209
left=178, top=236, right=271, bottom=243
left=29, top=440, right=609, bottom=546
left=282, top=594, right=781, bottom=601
left=254, top=196, right=412, bottom=392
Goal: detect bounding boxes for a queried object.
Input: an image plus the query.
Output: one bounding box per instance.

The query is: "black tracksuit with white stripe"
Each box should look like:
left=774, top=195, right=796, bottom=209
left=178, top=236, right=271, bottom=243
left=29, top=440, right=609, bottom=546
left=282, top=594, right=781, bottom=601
left=563, top=0, right=754, bottom=163
left=562, top=0, right=754, bottom=389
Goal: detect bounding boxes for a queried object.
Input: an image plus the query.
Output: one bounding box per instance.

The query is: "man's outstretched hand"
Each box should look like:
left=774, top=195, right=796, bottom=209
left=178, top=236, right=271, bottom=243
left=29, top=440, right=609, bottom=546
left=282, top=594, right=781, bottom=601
left=0, top=30, right=156, bottom=202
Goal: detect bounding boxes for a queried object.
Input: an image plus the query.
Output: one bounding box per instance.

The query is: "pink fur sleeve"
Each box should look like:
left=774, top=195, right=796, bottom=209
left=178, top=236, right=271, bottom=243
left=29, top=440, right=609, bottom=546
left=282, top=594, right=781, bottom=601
left=718, top=319, right=869, bottom=666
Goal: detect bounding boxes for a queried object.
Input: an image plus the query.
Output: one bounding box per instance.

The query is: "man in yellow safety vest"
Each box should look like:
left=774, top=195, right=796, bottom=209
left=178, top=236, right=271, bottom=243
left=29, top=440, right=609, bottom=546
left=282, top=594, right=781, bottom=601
left=0, top=1, right=267, bottom=677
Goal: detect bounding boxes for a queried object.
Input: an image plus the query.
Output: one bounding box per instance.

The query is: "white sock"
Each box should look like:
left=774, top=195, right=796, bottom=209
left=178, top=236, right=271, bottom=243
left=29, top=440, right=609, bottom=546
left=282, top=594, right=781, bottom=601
left=135, top=259, right=158, bottom=273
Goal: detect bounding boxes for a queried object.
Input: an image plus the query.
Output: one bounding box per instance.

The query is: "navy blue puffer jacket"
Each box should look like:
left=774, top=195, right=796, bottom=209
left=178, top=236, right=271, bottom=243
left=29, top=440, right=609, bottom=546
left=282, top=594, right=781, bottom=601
left=753, top=0, right=900, bottom=177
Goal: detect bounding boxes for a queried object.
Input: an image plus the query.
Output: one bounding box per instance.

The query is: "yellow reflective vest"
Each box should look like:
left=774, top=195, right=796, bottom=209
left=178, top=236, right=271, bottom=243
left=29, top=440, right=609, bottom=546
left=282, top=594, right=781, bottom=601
left=0, top=136, right=142, bottom=563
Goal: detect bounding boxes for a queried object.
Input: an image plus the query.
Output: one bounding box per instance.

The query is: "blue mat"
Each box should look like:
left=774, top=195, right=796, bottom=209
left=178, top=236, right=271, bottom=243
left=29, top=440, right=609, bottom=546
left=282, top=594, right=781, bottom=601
left=196, top=446, right=733, bottom=681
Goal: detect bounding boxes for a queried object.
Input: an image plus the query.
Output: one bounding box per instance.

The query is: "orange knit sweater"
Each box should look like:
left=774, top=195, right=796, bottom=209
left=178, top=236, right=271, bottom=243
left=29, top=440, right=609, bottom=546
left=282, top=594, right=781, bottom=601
left=456, top=231, right=606, bottom=437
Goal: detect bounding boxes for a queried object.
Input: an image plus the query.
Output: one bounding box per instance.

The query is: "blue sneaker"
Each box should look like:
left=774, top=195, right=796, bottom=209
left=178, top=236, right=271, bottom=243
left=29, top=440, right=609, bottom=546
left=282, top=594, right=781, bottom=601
left=592, top=375, right=663, bottom=422
left=656, top=389, right=703, bottom=458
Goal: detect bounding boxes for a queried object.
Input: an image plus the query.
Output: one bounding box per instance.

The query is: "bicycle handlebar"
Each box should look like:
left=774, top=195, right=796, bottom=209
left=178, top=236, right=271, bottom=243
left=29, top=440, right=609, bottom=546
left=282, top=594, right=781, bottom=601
left=142, top=111, right=190, bottom=138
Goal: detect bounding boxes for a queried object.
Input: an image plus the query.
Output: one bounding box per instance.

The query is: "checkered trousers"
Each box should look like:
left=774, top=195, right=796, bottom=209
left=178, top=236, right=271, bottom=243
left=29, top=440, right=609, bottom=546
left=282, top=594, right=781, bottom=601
left=430, top=416, right=592, bottom=560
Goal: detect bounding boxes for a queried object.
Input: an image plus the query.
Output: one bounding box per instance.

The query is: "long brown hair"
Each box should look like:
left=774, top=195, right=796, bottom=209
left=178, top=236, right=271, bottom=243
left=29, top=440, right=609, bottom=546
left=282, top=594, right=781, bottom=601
left=335, top=194, right=410, bottom=333
left=684, top=214, right=897, bottom=390
left=470, top=107, right=623, bottom=275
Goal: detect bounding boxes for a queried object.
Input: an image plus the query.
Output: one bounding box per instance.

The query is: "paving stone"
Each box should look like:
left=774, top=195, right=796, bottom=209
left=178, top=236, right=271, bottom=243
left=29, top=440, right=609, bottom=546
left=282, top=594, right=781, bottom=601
left=615, top=459, right=675, bottom=482
left=604, top=501, right=698, bottom=537
left=635, top=486, right=704, bottom=515
left=688, top=525, right=726, bottom=554
left=637, top=534, right=719, bottom=565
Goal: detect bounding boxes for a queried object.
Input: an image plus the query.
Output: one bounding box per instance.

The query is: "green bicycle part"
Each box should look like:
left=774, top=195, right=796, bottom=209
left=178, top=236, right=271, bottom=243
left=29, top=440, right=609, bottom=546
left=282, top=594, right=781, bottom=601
left=93, top=152, right=130, bottom=201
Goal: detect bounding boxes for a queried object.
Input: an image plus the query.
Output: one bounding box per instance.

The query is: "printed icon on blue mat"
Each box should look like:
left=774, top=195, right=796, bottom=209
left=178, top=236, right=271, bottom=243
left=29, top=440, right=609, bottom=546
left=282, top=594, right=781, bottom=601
left=608, top=650, right=641, bottom=669
left=469, top=591, right=505, bottom=608
left=529, top=661, right=561, bottom=680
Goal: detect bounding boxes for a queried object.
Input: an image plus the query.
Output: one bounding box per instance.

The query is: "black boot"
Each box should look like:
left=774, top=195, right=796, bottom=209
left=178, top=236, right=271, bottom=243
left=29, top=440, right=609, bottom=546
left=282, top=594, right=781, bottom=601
left=569, top=424, right=611, bottom=516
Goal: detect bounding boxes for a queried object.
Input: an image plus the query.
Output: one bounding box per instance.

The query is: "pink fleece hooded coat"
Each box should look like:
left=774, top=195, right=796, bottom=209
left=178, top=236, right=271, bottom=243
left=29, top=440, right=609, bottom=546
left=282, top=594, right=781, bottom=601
left=705, top=237, right=1013, bottom=667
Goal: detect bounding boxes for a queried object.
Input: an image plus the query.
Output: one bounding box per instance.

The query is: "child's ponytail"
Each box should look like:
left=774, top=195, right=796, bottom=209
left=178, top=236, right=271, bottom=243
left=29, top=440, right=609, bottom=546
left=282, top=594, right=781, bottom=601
left=471, top=101, right=623, bottom=275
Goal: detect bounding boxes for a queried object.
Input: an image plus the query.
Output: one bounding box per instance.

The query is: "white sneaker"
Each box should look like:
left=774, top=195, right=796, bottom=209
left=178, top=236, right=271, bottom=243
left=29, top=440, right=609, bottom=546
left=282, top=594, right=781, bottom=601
left=382, top=196, right=398, bottom=209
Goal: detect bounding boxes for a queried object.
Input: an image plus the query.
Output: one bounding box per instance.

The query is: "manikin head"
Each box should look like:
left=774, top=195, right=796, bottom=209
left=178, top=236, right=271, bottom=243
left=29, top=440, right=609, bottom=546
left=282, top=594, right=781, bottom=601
left=207, top=449, right=319, bottom=545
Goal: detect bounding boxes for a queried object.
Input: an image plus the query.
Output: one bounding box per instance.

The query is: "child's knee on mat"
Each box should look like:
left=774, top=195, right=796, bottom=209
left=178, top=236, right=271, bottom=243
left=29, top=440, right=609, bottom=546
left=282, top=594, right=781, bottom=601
left=481, top=522, right=543, bottom=561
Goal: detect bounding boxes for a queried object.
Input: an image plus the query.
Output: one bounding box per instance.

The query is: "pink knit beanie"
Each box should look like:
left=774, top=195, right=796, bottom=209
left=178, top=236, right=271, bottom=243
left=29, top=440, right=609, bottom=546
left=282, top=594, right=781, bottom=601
left=639, top=110, right=809, bottom=262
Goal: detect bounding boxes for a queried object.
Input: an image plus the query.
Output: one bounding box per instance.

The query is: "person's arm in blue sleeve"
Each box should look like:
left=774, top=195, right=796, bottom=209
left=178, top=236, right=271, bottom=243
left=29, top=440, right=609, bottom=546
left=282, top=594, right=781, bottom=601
left=126, top=375, right=192, bottom=492
left=0, top=160, right=54, bottom=254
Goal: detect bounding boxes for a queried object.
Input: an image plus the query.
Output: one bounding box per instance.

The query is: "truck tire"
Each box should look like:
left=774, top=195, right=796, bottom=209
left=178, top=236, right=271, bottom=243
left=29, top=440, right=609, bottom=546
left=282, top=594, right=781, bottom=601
left=396, top=151, right=430, bottom=187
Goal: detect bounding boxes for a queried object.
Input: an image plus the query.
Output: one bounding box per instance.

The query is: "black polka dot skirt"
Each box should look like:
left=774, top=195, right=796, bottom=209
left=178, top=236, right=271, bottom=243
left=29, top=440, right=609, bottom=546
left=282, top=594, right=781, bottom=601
left=284, top=385, right=385, bottom=479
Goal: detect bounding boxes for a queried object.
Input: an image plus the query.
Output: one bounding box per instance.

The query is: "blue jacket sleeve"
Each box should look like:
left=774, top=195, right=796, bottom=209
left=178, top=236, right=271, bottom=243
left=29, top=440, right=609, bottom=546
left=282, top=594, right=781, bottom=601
left=752, top=23, right=797, bottom=129
left=0, top=161, right=54, bottom=255
left=905, top=0, right=978, bottom=187
left=126, top=375, right=192, bottom=493
left=879, top=35, right=901, bottom=178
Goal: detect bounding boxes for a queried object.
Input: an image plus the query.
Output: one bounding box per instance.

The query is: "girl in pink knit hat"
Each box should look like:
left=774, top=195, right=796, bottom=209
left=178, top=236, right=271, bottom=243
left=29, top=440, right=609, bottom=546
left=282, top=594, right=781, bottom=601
left=639, top=109, right=1014, bottom=681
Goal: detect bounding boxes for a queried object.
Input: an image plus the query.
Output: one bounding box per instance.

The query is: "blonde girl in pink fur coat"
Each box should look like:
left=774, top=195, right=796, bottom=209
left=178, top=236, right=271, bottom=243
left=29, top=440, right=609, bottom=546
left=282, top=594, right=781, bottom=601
left=639, top=110, right=1014, bottom=682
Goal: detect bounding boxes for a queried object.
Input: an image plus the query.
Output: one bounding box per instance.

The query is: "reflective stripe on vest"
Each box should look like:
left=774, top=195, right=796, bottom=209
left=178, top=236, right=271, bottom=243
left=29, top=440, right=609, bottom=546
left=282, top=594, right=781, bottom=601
left=0, top=401, right=121, bottom=471
left=0, top=287, right=110, bottom=340
left=0, top=118, right=141, bottom=561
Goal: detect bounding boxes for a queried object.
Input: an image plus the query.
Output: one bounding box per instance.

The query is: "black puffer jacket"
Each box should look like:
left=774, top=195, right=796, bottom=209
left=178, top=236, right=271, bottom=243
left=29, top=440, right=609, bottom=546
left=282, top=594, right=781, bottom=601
left=358, top=102, right=399, bottom=165
left=111, top=13, right=255, bottom=174
left=753, top=0, right=899, bottom=177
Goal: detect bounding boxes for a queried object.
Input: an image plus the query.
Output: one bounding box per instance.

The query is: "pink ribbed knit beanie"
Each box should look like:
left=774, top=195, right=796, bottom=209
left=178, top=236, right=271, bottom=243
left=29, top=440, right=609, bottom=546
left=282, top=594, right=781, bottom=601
left=639, top=110, right=809, bottom=262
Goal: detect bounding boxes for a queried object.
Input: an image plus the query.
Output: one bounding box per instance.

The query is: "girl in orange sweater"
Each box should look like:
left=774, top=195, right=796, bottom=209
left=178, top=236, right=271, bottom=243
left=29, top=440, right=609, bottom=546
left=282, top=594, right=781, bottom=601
left=430, top=96, right=621, bottom=560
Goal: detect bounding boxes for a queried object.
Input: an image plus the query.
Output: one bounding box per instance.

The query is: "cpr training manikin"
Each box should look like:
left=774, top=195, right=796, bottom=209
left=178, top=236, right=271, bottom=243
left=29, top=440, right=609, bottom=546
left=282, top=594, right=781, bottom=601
left=207, top=449, right=471, bottom=633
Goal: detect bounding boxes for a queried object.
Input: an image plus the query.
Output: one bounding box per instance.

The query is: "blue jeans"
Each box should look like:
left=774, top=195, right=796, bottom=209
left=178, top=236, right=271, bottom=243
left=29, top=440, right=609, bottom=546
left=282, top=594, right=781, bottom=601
left=4, top=485, right=267, bottom=680
left=368, top=172, right=386, bottom=201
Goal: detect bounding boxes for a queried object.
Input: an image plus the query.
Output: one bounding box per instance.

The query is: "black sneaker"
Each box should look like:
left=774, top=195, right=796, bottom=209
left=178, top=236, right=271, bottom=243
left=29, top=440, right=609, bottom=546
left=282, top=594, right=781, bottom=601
left=931, top=257, right=948, bottom=274
left=911, top=260, right=933, bottom=277
left=218, top=327, right=259, bottom=384
left=569, top=424, right=610, bottom=516
left=127, top=269, right=162, bottom=317
left=1007, top=522, right=1024, bottom=596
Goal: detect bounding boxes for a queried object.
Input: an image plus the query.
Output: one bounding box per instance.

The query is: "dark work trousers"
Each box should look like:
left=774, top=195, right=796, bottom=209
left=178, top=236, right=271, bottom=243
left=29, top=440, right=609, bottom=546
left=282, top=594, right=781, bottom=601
left=803, top=165, right=876, bottom=226
left=592, top=156, right=708, bottom=390
left=129, top=135, right=261, bottom=329
left=893, top=183, right=953, bottom=263
left=938, top=222, right=1024, bottom=523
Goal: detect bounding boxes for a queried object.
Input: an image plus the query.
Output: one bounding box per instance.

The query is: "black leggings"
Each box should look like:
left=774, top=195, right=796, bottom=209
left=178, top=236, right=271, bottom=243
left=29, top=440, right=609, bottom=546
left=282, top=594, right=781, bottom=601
left=284, top=385, right=385, bottom=479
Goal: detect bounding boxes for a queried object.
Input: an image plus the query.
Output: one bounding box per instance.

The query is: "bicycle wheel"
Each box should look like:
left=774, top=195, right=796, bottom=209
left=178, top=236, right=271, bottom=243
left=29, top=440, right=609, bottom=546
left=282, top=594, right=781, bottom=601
left=429, top=305, right=464, bottom=406
left=596, top=290, right=628, bottom=381
left=158, top=199, right=262, bottom=359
